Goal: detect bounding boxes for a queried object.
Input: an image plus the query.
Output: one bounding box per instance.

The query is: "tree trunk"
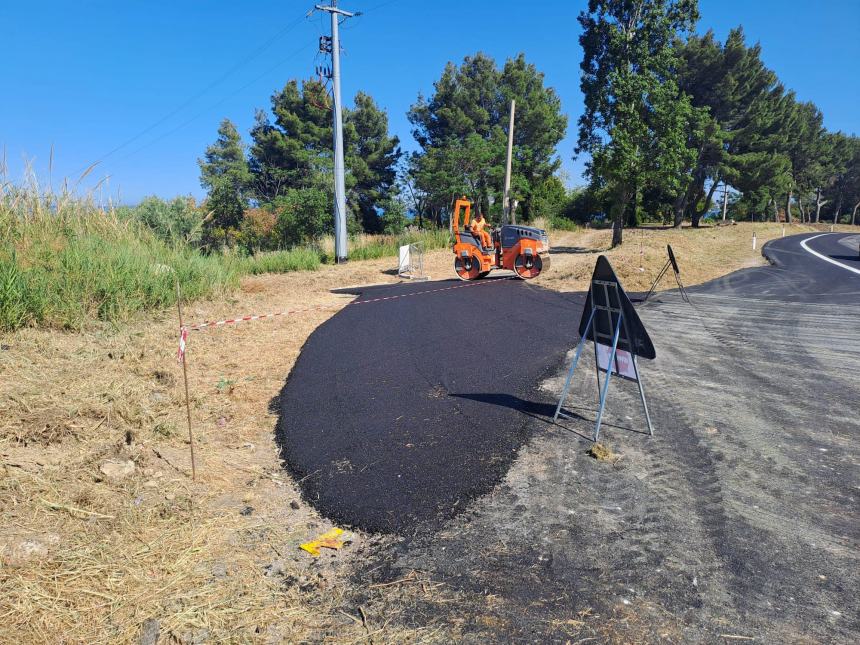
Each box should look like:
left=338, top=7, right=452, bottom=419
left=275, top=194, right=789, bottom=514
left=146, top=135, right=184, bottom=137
left=722, top=183, right=729, bottom=221
left=770, top=198, right=778, bottom=222
left=693, top=179, right=720, bottom=227
left=785, top=188, right=792, bottom=224
left=610, top=187, right=629, bottom=248
left=852, top=200, right=860, bottom=226
left=672, top=192, right=687, bottom=228
left=832, top=194, right=843, bottom=225
left=685, top=185, right=705, bottom=222
left=814, top=187, right=828, bottom=223
left=673, top=175, right=700, bottom=228
left=797, top=195, right=806, bottom=223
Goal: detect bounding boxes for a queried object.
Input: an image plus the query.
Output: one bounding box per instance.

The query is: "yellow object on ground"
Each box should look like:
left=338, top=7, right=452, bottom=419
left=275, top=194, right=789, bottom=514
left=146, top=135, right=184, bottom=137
left=588, top=442, right=617, bottom=462
left=300, top=528, right=346, bottom=556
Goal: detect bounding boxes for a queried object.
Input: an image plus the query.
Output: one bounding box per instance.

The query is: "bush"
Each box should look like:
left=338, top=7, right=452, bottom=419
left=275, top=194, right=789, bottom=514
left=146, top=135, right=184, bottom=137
left=548, top=216, right=580, bottom=231
left=238, top=208, right=278, bottom=252
left=271, top=188, right=331, bottom=248
left=380, top=200, right=408, bottom=234
left=118, top=195, right=205, bottom=245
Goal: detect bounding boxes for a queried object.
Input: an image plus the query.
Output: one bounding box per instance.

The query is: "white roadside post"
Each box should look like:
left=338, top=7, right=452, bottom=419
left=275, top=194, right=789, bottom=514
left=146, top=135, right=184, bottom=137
left=752, top=231, right=757, bottom=250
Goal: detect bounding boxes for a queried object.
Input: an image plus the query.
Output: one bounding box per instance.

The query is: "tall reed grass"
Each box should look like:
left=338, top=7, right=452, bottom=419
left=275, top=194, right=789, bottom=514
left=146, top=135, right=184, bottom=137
left=1, top=174, right=451, bottom=332
left=0, top=181, right=241, bottom=331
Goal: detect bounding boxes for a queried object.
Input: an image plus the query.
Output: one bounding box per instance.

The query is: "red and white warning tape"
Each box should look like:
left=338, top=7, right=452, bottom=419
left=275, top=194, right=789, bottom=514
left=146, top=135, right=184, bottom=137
left=176, top=326, right=188, bottom=362
left=186, top=278, right=510, bottom=332
left=187, top=278, right=513, bottom=332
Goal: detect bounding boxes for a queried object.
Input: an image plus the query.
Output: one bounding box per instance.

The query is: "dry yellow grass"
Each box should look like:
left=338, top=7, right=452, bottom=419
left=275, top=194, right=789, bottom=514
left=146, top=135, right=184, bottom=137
left=0, top=221, right=852, bottom=642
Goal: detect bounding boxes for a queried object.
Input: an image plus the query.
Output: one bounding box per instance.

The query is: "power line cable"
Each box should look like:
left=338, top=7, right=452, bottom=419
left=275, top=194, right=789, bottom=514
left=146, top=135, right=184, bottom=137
left=91, top=1, right=402, bottom=175
left=111, top=39, right=318, bottom=167
left=74, top=12, right=309, bottom=175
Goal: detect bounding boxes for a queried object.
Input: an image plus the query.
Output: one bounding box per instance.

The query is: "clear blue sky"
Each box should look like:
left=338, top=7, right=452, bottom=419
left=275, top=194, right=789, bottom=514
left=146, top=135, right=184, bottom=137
left=2, top=0, right=858, bottom=203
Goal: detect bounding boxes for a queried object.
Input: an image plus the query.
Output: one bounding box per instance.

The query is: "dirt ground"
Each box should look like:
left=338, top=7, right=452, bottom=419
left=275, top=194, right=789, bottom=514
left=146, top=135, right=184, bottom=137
left=0, top=222, right=852, bottom=642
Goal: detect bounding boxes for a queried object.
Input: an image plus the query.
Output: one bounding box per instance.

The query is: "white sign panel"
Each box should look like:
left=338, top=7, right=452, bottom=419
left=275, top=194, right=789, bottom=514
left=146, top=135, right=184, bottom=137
left=595, top=343, right=637, bottom=380
left=398, top=244, right=410, bottom=275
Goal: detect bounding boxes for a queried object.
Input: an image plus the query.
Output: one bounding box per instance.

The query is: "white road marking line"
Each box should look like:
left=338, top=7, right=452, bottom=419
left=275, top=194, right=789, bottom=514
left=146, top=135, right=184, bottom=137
left=799, top=234, right=860, bottom=276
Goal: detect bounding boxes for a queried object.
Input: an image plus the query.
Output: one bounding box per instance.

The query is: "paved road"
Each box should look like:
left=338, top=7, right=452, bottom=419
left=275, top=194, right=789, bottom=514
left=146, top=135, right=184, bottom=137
left=696, top=231, right=860, bottom=301
left=377, top=282, right=860, bottom=642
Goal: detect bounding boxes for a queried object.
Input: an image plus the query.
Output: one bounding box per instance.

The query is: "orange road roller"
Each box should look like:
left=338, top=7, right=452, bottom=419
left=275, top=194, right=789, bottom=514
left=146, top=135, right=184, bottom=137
left=451, top=196, right=550, bottom=280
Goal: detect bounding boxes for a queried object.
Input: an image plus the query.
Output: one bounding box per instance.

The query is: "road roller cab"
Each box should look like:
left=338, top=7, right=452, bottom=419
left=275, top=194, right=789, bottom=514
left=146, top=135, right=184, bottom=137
left=451, top=196, right=550, bottom=280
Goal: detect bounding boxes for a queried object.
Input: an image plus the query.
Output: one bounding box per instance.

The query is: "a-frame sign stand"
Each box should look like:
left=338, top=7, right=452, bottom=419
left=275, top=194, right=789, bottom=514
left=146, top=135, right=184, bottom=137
left=643, top=244, right=690, bottom=304
left=553, top=256, right=655, bottom=442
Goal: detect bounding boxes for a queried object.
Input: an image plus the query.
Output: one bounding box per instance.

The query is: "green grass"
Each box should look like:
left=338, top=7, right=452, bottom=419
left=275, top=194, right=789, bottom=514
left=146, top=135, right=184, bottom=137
left=326, top=229, right=450, bottom=262
left=1, top=181, right=452, bottom=332
left=1, top=189, right=241, bottom=331
left=242, top=246, right=322, bottom=274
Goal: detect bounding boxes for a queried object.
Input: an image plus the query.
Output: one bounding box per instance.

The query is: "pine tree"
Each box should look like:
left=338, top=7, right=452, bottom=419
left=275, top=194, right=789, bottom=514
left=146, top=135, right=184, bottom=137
left=198, top=119, right=252, bottom=247
left=247, top=80, right=401, bottom=234
left=346, top=92, right=402, bottom=233
left=408, top=52, right=567, bottom=223
left=248, top=80, right=333, bottom=202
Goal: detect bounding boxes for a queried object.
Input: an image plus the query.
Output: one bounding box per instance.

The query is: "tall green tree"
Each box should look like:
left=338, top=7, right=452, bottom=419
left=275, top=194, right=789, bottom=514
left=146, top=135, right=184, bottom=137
left=823, top=134, right=860, bottom=223
left=408, top=52, right=566, bottom=224
left=346, top=92, right=402, bottom=233
left=781, top=100, right=828, bottom=223
left=247, top=79, right=401, bottom=235
left=678, top=27, right=814, bottom=224
left=248, top=79, right=333, bottom=202
left=576, top=0, right=700, bottom=245
left=198, top=119, right=252, bottom=246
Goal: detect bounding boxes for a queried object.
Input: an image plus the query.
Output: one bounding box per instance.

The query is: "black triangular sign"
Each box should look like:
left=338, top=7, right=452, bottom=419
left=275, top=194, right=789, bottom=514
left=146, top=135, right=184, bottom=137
left=578, top=256, right=656, bottom=360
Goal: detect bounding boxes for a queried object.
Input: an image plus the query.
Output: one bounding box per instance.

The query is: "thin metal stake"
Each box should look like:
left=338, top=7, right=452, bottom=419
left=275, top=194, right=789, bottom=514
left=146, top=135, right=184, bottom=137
left=175, top=280, right=196, bottom=481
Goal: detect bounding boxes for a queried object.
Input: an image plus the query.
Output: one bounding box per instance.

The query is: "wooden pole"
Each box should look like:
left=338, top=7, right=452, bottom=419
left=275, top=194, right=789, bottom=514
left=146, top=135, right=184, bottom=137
left=503, top=99, right=516, bottom=225
left=175, top=280, right=196, bottom=481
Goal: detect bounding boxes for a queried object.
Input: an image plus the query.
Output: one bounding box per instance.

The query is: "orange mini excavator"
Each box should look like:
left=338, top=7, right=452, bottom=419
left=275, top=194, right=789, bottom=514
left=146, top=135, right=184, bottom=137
left=451, top=196, right=550, bottom=280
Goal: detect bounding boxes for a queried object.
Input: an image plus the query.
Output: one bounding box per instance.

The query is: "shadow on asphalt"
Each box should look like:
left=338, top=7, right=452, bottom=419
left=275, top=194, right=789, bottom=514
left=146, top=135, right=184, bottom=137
left=448, top=393, right=648, bottom=440
left=449, top=392, right=557, bottom=418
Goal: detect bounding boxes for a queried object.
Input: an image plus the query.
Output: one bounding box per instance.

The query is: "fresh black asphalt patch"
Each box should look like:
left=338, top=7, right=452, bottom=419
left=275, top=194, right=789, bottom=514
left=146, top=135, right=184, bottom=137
left=276, top=276, right=585, bottom=533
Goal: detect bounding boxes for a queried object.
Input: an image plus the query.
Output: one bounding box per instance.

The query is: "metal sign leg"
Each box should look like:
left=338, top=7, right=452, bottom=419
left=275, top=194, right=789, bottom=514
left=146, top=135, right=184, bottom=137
left=643, top=259, right=671, bottom=303
left=593, top=314, right=622, bottom=442
left=632, top=355, right=654, bottom=436
left=553, top=309, right=595, bottom=422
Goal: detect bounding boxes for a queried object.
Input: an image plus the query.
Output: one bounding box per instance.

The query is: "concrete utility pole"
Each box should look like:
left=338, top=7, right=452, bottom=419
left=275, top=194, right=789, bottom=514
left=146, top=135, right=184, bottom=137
left=503, top=99, right=516, bottom=225
left=722, top=182, right=729, bottom=222
left=315, top=1, right=355, bottom=262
